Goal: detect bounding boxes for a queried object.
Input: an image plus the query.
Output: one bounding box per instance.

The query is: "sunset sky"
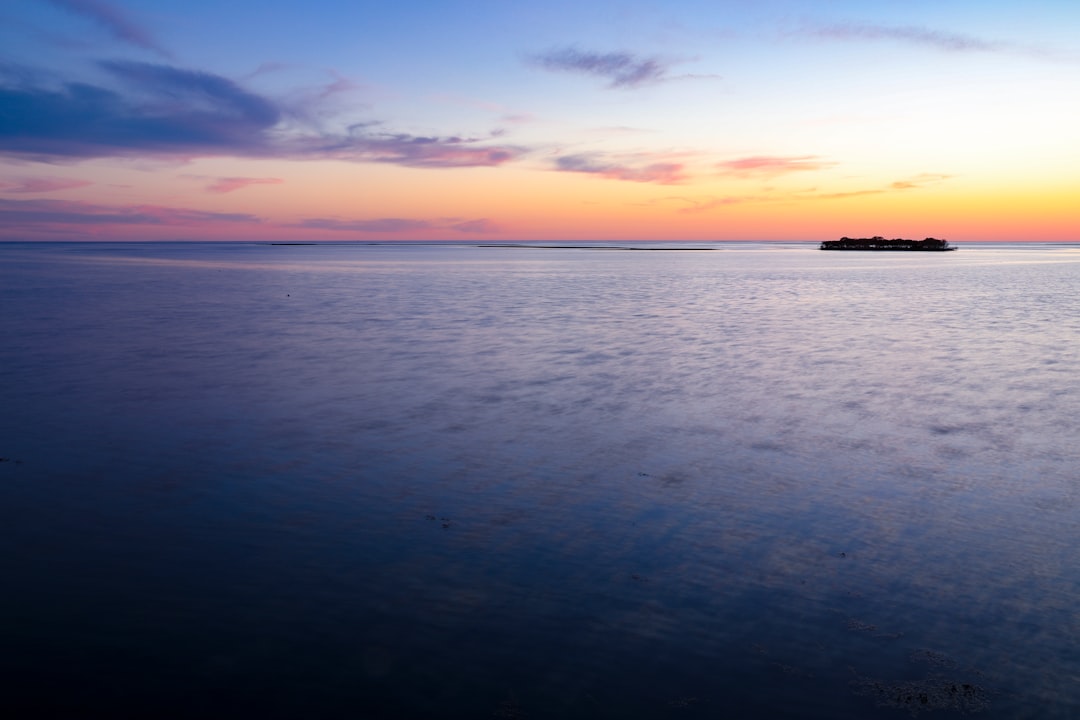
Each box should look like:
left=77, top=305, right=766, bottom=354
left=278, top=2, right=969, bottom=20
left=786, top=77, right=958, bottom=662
left=1, top=0, right=1077, bottom=241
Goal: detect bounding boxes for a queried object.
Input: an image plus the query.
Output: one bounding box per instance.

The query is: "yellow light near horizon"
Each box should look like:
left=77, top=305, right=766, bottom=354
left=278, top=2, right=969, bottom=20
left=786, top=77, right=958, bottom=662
left=34, top=150, right=1076, bottom=242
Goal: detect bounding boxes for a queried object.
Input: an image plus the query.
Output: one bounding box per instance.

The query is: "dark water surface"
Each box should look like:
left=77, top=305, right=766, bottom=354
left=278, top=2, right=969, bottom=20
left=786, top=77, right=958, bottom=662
left=2, top=241, right=1078, bottom=718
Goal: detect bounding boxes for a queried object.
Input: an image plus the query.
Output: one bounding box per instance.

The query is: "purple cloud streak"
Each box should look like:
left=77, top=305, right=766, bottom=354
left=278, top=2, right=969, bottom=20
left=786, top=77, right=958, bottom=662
left=531, top=47, right=670, bottom=89
left=0, top=176, right=92, bottom=193
left=300, top=131, right=525, bottom=168
left=296, top=218, right=433, bottom=233
left=0, top=197, right=258, bottom=228
left=810, top=23, right=1003, bottom=53
left=554, top=153, right=686, bottom=184
left=46, top=0, right=167, bottom=55
left=295, top=216, right=500, bottom=234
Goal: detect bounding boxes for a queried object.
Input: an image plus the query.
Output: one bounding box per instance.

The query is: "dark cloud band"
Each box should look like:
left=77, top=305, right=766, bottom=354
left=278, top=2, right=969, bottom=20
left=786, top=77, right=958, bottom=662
left=0, top=61, right=525, bottom=169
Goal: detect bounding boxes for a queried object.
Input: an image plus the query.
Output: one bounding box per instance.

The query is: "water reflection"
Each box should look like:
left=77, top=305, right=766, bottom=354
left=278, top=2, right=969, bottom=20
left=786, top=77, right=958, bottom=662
left=0, top=242, right=1077, bottom=718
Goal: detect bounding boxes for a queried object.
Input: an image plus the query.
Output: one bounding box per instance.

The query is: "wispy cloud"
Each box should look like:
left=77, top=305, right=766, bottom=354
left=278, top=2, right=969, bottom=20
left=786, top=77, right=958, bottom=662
left=0, top=197, right=258, bottom=227
left=301, top=130, right=526, bottom=168
left=587, top=125, right=657, bottom=136
left=278, top=70, right=370, bottom=127
left=0, top=60, right=527, bottom=169
left=530, top=47, right=671, bottom=89
left=294, top=216, right=500, bottom=234
left=554, top=153, right=687, bottom=184
left=661, top=170, right=951, bottom=213
left=674, top=195, right=759, bottom=213
left=811, top=188, right=887, bottom=201
left=808, top=23, right=1004, bottom=53
left=803, top=172, right=953, bottom=200
left=46, top=0, right=167, bottom=56
left=500, top=113, right=535, bottom=125
left=205, top=177, right=284, bottom=194
left=717, top=155, right=834, bottom=177
left=296, top=217, right=433, bottom=233
left=890, top=173, right=951, bottom=190
left=0, top=176, right=92, bottom=193
left=447, top=218, right=500, bottom=234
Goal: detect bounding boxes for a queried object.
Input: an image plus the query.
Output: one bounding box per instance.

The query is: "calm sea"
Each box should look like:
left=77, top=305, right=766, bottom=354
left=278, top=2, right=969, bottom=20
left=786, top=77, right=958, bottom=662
left=1, top=241, right=1078, bottom=718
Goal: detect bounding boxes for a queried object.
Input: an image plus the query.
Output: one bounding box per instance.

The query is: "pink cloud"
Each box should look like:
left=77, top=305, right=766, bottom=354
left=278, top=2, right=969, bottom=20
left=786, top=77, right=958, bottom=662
left=206, top=177, right=284, bottom=194
left=0, top=177, right=92, bottom=193
left=717, top=156, right=833, bottom=177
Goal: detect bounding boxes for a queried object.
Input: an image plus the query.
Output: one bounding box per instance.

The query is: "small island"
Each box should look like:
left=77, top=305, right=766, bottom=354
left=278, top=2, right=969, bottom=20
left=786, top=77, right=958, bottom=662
left=820, top=236, right=954, bottom=251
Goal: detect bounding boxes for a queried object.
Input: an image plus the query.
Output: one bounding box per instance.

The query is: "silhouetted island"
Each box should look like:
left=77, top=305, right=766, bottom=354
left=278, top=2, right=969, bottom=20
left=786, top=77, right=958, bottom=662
left=820, top=237, right=954, bottom=251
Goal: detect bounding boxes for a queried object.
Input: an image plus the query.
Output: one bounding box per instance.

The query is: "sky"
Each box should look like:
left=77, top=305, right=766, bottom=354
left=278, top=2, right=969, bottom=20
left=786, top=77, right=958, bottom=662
left=1, top=0, right=1078, bottom=242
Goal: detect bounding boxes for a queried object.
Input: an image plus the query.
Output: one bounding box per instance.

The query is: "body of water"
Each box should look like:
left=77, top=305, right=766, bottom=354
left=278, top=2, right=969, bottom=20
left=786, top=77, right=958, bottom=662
left=1, top=241, right=1078, bottom=718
